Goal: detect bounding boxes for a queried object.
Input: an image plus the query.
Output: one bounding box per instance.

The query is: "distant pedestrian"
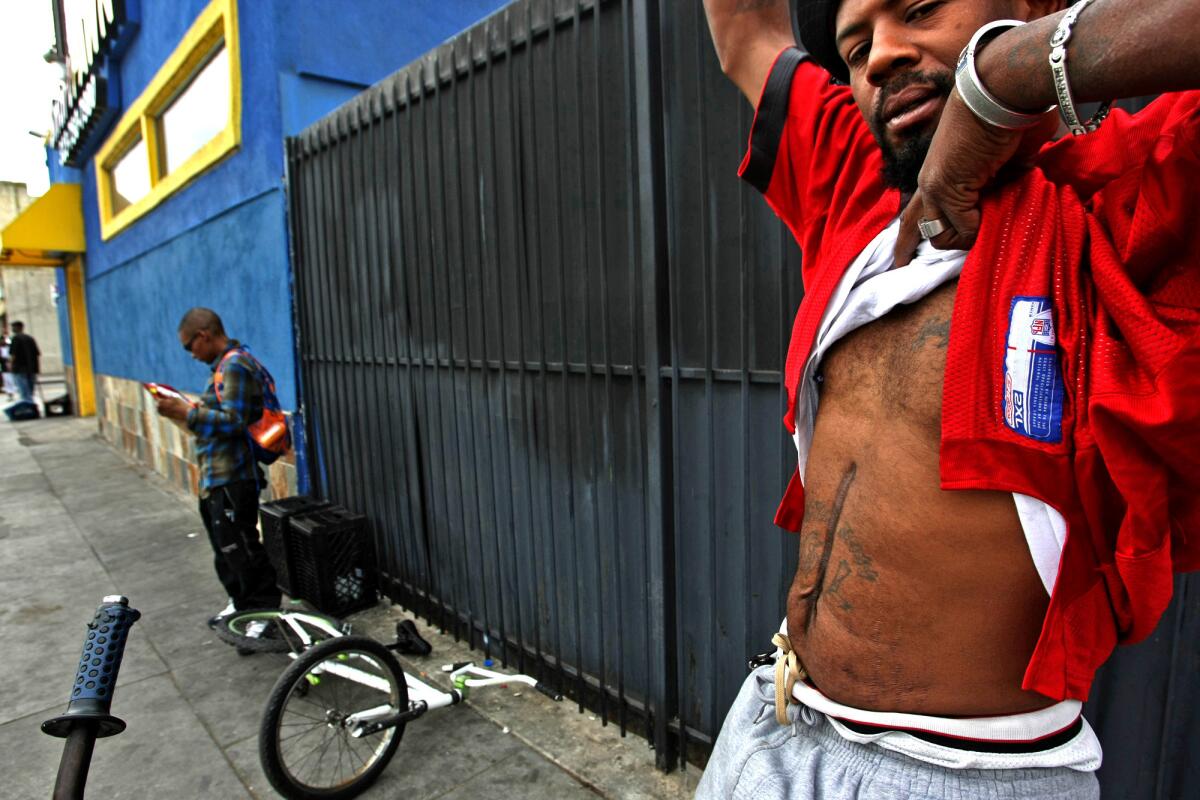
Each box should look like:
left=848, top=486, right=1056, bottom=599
left=0, top=323, right=16, bottom=399
left=152, top=308, right=280, bottom=628
left=8, top=321, right=40, bottom=404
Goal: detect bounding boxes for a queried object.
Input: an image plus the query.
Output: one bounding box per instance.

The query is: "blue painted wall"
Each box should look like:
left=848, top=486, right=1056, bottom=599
left=274, top=0, right=511, bottom=135
left=87, top=190, right=293, bottom=398
left=75, top=0, right=511, bottom=412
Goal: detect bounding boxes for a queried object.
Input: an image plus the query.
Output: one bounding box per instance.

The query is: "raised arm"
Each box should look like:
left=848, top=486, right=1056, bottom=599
left=703, top=0, right=797, bottom=104
left=895, top=0, right=1200, bottom=263
left=980, top=0, right=1200, bottom=115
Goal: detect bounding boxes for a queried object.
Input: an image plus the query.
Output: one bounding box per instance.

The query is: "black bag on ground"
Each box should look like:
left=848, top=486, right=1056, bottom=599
left=44, top=394, right=72, bottom=417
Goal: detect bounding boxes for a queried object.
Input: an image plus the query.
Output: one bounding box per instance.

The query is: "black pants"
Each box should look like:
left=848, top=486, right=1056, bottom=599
left=199, top=480, right=281, bottom=609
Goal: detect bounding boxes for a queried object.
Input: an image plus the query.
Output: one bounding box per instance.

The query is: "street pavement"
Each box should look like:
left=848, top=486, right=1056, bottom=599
left=0, top=416, right=700, bottom=799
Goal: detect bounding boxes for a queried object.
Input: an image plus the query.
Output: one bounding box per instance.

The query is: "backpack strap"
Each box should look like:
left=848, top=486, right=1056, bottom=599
left=212, top=349, right=239, bottom=404
left=213, top=347, right=268, bottom=403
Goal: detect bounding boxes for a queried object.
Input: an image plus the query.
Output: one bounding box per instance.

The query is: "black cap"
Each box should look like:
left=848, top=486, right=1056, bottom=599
left=795, top=0, right=848, bottom=85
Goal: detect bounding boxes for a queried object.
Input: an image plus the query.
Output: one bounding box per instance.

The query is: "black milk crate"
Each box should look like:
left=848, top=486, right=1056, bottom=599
left=287, top=505, right=378, bottom=616
left=259, top=496, right=329, bottom=595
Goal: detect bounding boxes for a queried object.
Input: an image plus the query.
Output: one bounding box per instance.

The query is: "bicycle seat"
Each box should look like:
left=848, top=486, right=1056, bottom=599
left=391, top=619, right=433, bottom=656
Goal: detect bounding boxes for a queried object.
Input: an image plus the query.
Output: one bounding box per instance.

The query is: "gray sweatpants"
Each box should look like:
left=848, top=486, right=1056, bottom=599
left=695, top=666, right=1100, bottom=800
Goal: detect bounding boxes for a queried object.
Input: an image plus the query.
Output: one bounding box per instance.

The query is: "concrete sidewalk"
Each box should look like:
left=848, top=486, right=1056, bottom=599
left=1, top=416, right=700, bottom=799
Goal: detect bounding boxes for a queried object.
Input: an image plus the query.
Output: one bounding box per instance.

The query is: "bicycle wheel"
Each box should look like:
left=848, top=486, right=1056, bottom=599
left=259, top=636, right=407, bottom=800
left=212, top=608, right=347, bottom=654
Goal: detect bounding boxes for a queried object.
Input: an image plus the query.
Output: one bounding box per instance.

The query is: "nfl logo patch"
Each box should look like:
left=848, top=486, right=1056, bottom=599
left=1004, top=297, right=1064, bottom=443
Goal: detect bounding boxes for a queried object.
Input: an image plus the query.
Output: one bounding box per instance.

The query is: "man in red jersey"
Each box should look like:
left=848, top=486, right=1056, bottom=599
left=697, top=1, right=1200, bottom=797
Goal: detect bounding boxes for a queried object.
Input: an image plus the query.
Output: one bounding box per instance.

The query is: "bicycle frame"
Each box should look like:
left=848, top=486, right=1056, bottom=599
left=279, top=611, right=345, bottom=650
left=320, top=661, right=541, bottom=738
left=257, top=624, right=564, bottom=797
left=269, top=612, right=556, bottom=740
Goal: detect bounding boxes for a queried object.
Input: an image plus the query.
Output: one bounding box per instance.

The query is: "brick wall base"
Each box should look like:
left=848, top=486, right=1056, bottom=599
left=96, top=373, right=298, bottom=501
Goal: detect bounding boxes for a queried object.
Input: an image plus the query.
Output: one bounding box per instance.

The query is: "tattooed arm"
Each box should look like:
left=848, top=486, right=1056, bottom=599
left=702, top=0, right=796, bottom=103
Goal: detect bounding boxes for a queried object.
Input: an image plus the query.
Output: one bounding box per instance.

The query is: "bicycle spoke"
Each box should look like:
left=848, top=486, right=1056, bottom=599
left=279, top=714, right=326, bottom=727
left=282, top=725, right=332, bottom=770
left=306, top=723, right=340, bottom=787
left=277, top=723, right=326, bottom=744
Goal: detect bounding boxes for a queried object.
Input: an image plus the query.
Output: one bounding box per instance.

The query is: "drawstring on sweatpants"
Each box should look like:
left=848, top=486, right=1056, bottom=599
left=772, top=632, right=807, bottom=725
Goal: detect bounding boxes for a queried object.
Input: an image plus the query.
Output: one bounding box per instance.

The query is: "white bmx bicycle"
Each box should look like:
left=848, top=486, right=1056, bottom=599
left=212, top=607, right=563, bottom=800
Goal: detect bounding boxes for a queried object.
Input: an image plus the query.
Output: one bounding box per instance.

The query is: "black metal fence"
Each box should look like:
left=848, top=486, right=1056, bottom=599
left=286, top=0, right=1197, bottom=792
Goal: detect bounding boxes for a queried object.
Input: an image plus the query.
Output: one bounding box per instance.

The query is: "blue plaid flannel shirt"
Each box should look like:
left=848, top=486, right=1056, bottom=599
left=186, top=341, right=264, bottom=494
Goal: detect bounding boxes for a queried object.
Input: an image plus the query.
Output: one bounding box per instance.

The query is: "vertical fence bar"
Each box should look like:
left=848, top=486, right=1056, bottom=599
left=343, top=110, right=366, bottom=521
left=359, top=105, right=387, bottom=574
left=453, top=39, right=498, bottom=660
left=513, top=0, right=548, bottom=679
left=595, top=0, right=633, bottom=738
left=526, top=0, right=570, bottom=696
left=374, top=91, right=423, bottom=604
left=738, top=98, right=755, bottom=670
left=393, top=76, right=446, bottom=630
left=620, top=0, right=642, bottom=741
left=405, top=72, right=456, bottom=638
left=547, top=1, right=588, bottom=712
left=306, top=134, right=337, bottom=502
left=315, top=128, right=350, bottom=509
left=698, top=14, right=717, bottom=765
left=483, top=11, right=522, bottom=669
left=283, top=139, right=308, bottom=486
left=425, top=61, right=477, bottom=648
left=630, top=0, right=677, bottom=769
left=285, top=137, right=317, bottom=496
left=349, top=108, right=381, bottom=544
left=368, top=97, right=403, bottom=586
left=589, top=0, right=618, bottom=729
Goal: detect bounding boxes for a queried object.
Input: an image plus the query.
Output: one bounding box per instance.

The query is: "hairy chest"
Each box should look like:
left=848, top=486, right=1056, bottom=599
left=816, top=279, right=958, bottom=434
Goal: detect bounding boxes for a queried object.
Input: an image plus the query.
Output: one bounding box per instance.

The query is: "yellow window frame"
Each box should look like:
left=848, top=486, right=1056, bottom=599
left=95, top=0, right=241, bottom=240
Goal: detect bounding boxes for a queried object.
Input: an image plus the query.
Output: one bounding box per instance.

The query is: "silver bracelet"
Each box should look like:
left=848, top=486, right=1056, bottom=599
left=1049, top=0, right=1111, bottom=136
left=956, top=20, right=1056, bottom=130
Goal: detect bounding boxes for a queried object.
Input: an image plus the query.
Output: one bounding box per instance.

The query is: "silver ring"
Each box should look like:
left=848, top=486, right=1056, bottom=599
left=917, top=217, right=950, bottom=240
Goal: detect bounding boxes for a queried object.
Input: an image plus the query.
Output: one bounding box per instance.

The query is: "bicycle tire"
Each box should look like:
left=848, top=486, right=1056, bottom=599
left=212, top=608, right=347, bottom=654
left=259, top=636, right=407, bottom=800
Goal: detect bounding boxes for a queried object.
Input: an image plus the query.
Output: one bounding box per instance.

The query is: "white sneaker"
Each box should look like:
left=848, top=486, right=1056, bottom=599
left=207, top=599, right=237, bottom=628
left=245, top=620, right=270, bottom=639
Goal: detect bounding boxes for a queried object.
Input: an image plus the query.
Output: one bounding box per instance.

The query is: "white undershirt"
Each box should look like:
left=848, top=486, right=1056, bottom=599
left=793, top=218, right=1066, bottom=595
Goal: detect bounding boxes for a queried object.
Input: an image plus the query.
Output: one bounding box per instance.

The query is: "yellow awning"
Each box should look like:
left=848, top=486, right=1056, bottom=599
left=0, top=183, right=85, bottom=266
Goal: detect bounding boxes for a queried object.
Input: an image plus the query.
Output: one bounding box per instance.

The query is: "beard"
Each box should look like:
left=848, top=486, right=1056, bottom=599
left=866, top=69, right=955, bottom=193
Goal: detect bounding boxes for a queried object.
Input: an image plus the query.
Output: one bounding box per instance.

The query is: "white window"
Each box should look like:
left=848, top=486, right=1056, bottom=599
left=110, top=137, right=151, bottom=212
left=159, top=46, right=230, bottom=175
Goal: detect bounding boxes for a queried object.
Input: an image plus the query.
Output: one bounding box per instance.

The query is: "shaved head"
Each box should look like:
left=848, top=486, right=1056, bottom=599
left=178, top=307, right=225, bottom=337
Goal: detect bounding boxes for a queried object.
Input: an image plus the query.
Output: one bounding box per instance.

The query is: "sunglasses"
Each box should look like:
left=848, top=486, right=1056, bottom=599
left=183, top=331, right=203, bottom=352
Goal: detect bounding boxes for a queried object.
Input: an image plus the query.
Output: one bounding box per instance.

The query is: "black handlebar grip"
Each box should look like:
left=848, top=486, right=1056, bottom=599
left=42, top=595, right=141, bottom=739
left=534, top=682, right=564, bottom=702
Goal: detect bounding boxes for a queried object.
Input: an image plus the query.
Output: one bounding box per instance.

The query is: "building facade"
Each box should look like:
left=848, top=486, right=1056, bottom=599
left=2, top=0, right=507, bottom=497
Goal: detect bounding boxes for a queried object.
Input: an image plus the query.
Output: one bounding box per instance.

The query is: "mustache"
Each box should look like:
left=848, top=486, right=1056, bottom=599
left=870, top=69, right=954, bottom=129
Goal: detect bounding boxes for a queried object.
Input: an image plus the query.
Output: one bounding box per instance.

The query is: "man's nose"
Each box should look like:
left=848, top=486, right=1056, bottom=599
left=865, top=22, right=920, bottom=87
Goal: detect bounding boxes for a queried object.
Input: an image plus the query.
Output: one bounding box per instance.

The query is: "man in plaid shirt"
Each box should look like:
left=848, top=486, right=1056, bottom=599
left=156, top=308, right=280, bottom=627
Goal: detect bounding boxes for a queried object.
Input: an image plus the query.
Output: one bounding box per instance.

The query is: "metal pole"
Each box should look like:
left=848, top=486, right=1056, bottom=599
left=630, top=0, right=677, bottom=770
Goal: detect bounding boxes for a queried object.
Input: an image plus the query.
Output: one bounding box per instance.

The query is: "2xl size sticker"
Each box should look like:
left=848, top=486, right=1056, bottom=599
left=1003, top=297, right=1063, bottom=443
